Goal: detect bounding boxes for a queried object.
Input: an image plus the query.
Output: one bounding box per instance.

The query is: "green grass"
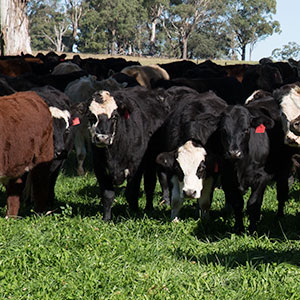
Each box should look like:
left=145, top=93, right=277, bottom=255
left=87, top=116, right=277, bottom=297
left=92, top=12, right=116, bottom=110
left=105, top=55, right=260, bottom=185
left=0, top=164, right=300, bottom=299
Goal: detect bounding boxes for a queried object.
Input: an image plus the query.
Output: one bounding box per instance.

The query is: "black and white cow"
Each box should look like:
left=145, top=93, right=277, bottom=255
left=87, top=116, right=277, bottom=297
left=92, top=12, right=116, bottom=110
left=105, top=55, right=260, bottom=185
left=84, top=86, right=172, bottom=221
left=217, top=98, right=295, bottom=233
left=273, top=82, right=300, bottom=146
left=31, top=85, right=77, bottom=205
left=149, top=90, right=227, bottom=220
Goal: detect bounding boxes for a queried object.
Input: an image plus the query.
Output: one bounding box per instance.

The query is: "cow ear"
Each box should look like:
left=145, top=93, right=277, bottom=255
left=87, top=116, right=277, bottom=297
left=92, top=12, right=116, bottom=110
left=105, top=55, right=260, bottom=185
left=251, top=115, right=275, bottom=129
left=156, top=152, right=175, bottom=170
left=118, top=102, right=134, bottom=119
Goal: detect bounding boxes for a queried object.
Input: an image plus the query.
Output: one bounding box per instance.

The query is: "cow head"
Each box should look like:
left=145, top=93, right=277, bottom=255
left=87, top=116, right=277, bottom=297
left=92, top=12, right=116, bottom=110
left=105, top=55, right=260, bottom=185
left=156, top=141, right=207, bottom=199
left=219, top=106, right=274, bottom=160
left=49, top=106, right=73, bottom=159
left=273, top=83, right=300, bottom=146
left=87, top=90, right=131, bottom=147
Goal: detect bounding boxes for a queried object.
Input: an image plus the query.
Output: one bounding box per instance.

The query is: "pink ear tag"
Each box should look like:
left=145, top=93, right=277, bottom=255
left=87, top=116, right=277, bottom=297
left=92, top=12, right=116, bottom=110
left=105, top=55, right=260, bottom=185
left=255, top=123, right=265, bottom=133
left=72, top=117, right=80, bottom=126
left=124, top=110, right=130, bottom=120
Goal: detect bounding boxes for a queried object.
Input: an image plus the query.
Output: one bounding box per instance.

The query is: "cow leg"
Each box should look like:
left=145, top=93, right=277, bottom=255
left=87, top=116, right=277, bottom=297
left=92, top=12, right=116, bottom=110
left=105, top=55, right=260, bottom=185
left=30, top=163, right=52, bottom=213
left=125, top=169, right=144, bottom=212
left=74, top=131, right=86, bottom=176
left=276, top=174, right=289, bottom=218
left=170, top=176, right=183, bottom=221
left=143, top=165, right=156, bottom=211
left=246, top=175, right=270, bottom=233
left=197, top=176, right=215, bottom=219
left=5, top=178, right=23, bottom=217
left=221, top=172, right=245, bottom=233
left=157, top=169, right=170, bottom=206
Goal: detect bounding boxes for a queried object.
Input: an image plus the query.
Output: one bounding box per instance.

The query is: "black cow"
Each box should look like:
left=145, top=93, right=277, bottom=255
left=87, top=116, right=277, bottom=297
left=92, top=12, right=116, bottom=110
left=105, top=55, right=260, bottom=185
left=151, top=76, right=246, bottom=105
left=30, top=85, right=77, bottom=205
left=216, top=98, right=295, bottom=233
left=150, top=90, right=227, bottom=220
left=84, top=86, right=172, bottom=221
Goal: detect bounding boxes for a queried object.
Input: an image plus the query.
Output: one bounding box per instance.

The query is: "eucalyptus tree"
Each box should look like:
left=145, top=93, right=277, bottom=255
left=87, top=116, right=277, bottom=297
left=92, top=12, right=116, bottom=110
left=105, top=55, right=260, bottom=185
left=226, top=0, right=280, bottom=61
left=161, top=0, right=225, bottom=59
left=28, top=0, right=72, bottom=52
left=0, top=0, right=31, bottom=55
left=143, top=0, right=169, bottom=55
left=272, top=42, right=300, bottom=61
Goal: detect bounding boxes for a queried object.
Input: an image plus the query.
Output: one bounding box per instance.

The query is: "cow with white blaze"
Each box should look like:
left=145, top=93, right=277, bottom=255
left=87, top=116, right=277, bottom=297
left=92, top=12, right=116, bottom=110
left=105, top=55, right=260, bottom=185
left=150, top=89, right=227, bottom=220
left=84, top=86, right=171, bottom=220
left=273, top=82, right=300, bottom=146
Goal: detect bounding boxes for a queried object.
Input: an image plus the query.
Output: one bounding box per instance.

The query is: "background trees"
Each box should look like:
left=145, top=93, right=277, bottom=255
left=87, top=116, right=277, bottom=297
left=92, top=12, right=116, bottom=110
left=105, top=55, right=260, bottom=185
left=1, top=0, right=287, bottom=60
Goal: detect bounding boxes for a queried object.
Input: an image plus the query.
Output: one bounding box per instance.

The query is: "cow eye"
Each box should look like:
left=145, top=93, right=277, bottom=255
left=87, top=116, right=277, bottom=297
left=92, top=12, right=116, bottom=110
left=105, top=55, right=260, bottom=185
left=243, top=128, right=250, bottom=134
left=196, top=162, right=206, bottom=177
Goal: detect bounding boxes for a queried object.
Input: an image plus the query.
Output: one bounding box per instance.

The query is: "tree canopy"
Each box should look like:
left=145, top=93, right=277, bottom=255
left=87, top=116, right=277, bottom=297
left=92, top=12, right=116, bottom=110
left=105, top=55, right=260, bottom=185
left=1, top=0, right=282, bottom=60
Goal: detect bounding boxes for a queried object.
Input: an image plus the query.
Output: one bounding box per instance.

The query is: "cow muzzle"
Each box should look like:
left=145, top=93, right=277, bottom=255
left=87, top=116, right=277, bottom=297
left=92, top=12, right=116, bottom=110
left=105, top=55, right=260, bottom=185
left=226, top=149, right=243, bottom=160
left=92, top=134, right=114, bottom=147
left=183, top=189, right=199, bottom=199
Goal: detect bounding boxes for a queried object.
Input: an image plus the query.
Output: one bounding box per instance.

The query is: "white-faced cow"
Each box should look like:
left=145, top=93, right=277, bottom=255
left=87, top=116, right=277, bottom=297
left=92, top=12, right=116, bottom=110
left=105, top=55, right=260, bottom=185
left=0, top=91, right=54, bottom=217
left=84, top=86, right=171, bottom=220
left=273, top=82, right=300, bottom=146
left=152, top=89, right=227, bottom=220
left=64, top=75, right=126, bottom=175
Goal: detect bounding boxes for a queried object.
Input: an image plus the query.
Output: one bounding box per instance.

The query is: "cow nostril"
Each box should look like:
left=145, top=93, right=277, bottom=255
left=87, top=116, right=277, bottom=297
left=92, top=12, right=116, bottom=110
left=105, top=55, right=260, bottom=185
left=229, top=150, right=242, bottom=159
left=183, top=189, right=197, bottom=199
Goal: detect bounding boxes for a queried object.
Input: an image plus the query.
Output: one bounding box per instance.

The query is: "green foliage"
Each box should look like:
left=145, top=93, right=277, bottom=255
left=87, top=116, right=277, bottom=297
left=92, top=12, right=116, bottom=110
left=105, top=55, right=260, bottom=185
left=226, top=0, right=280, bottom=60
left=272, top=42, right=300, bottom=60
left=27, top=0, right=280, bottom=60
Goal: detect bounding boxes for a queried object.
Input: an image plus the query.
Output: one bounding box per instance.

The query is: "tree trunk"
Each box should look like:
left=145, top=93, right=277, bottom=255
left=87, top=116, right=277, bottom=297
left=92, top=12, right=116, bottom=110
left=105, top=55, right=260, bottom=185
left=0, top=0, right=32, bottom=55
left=111, top=29, right=116, bottom=55
left=182, top=37, right=188, bottom=60
left=149, top=19, right=157, bottom=55
left=241, top=44, right=246, bottom=61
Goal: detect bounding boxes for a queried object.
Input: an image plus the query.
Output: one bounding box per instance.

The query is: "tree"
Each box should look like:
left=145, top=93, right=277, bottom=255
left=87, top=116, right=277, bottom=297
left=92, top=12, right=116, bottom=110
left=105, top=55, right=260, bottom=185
left=65, top=0, right=88, bottom=52
left=161, top=0, right=225, bottom=59
left=272, top=42, right=300, bottom=60
left=226, top=0, right=280, bottom=61
left=0, top=0, right=31, bottom=55
left=143, top=0, right=168, bottom=55
left=29, top=0, right=72, bottom=52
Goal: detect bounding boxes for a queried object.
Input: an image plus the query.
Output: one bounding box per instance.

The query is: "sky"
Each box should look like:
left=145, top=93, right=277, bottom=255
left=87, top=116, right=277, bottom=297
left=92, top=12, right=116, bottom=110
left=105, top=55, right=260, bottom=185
left=251, top=0, right=300, bottom=61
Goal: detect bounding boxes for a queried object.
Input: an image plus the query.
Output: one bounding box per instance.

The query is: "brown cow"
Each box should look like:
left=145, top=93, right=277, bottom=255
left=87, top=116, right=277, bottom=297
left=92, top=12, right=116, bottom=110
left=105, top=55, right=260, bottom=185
left=0, top=91, right=54, bottom=217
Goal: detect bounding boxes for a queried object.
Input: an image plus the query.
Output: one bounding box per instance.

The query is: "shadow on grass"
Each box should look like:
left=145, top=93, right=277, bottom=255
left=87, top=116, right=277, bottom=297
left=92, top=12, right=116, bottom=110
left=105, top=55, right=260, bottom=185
left=174, top=244, right=300, bottom=268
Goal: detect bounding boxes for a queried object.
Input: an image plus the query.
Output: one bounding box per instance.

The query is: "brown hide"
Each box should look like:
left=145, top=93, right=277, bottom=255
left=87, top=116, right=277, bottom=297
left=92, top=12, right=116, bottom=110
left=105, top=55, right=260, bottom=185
left=0, top=91, right=54, bottom=216
left=121, top=65, right=170, bottom=89
left=0, top=59, right=32, bottom=77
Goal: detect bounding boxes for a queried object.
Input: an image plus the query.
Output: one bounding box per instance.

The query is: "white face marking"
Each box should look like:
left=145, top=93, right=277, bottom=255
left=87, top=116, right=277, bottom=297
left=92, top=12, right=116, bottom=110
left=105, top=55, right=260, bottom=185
left=176, top=141, right=206, bottom=199
left=88, top=91, right=118, bottom=145
left=49, top=106, right=71, bottom=128
left=89, top=91, right=118, bottom=119
left=279, top=87, right=300, bottom=145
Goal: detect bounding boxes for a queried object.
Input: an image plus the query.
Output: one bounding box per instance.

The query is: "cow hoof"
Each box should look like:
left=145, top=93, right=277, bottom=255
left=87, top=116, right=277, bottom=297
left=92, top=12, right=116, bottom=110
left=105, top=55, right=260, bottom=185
left=172, top=217, right=180, bottom=223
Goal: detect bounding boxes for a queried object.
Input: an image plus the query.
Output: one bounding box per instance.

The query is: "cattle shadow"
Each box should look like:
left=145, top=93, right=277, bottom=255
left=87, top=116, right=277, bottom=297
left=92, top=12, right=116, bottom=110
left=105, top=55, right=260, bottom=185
left=173, top=243, right=300, bottom=268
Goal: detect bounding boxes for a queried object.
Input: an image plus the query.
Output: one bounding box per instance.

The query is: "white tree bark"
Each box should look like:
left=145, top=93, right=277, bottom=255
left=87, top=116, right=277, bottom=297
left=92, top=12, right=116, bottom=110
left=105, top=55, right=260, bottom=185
left=0, top=0, right=32, bottom=55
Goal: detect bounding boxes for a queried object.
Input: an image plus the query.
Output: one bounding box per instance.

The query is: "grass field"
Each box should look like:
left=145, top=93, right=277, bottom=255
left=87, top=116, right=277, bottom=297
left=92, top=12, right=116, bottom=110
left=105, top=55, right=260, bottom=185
left=0, top=153, right=300, bottom=300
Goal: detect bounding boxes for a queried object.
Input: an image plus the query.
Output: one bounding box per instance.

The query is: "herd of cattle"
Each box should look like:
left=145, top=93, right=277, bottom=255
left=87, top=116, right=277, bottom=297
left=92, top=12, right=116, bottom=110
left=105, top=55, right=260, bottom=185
left=1, top=51, right=300, bottom=233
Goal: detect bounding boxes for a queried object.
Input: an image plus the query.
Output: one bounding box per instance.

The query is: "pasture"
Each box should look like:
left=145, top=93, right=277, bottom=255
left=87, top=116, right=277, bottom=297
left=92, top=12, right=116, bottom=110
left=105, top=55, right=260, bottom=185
left=0, top=154, right=300, bottom=299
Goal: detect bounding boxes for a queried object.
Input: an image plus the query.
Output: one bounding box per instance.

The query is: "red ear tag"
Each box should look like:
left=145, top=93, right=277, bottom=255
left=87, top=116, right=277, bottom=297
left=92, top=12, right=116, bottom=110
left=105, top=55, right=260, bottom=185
left=255, top=123, right=265, bottom=133
left=124, top=110, right=130, bottom=120
left=72, top=117, right=80, bottom=126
